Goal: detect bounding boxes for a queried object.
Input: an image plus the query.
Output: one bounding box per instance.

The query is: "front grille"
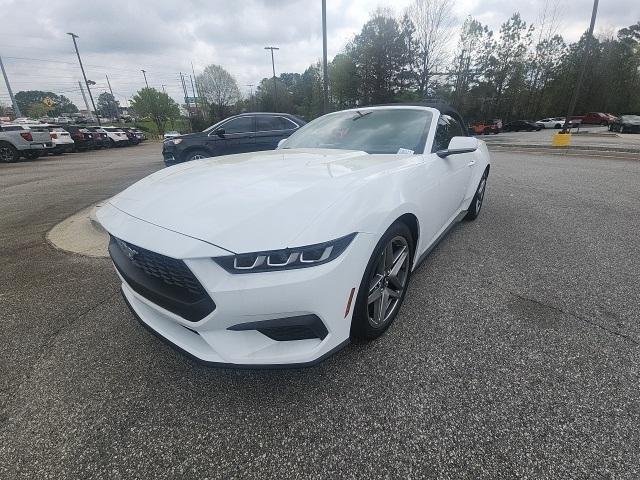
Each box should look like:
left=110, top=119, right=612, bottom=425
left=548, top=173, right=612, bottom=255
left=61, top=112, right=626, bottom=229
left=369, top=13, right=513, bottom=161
left=116, top=237, right=206, bottom=296
left=109, top=236, right=215, bottom=322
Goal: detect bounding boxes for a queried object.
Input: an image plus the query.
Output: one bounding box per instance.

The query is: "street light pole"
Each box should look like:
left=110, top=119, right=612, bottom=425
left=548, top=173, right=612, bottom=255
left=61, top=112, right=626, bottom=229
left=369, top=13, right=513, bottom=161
left=322, top=0, right=329, bottom=114
left=67, top=32, right=100, bottom=125
left=105, top=74, right=117, bottom=119
left=562, top=0, right=599, bottom=133
left=0, top=55, right=21, bottom=117
left=264, top=46, right=279, bottom=111
left=141, top=69, right=149, bottom=88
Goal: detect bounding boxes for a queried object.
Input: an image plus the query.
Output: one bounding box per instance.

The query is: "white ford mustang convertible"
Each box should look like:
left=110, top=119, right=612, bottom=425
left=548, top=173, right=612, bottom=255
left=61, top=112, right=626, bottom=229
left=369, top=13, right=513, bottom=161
left=98, top=104, right=490, bottom=367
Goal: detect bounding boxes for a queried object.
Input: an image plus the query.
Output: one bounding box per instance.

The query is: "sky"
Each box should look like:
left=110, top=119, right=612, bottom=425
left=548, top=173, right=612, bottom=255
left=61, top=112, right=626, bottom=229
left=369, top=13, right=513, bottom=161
left=0, top=0, right=638, bottom=111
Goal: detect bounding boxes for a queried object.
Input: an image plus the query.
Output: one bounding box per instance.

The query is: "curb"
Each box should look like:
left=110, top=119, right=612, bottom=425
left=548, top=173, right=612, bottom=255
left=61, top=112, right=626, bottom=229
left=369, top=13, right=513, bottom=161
left=89, top=203, right=106, bottom=234
left=485, top=143, right=640, bottom=154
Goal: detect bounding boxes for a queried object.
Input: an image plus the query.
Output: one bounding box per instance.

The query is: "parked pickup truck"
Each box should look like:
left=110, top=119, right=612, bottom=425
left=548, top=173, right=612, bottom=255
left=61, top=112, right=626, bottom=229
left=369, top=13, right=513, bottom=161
left=0, top=124, right=53, bottom=162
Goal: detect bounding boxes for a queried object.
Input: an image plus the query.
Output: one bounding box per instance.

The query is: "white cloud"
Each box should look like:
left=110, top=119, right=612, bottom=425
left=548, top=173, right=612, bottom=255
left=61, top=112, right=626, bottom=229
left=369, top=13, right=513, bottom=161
left=0, top=0, right=637, bottom=110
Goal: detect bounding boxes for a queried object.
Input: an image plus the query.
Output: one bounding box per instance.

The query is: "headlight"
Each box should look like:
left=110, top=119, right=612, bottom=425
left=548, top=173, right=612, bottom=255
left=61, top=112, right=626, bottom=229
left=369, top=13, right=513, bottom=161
left=213, top=233, right=356, bottom=273
left=164, top=138, right=182, bottom=145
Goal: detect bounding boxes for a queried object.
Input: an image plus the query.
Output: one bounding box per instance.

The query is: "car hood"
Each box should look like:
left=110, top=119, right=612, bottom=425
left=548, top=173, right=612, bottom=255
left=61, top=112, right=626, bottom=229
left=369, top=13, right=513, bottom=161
left=109, top=148, right=415, bottom=253
left=173, top=132, right=205, bottom=140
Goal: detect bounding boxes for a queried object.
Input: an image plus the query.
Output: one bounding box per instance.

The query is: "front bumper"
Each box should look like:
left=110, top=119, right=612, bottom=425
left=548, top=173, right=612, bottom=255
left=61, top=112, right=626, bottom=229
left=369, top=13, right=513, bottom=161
left=98, top=202, right=373, bottom=367
left=162, top=146, right=180, bottom=165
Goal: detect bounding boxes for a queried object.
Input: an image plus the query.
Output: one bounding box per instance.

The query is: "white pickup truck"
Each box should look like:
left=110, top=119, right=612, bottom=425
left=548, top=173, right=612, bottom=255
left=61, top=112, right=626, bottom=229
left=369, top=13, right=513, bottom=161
left=0, top=124, right=53, bottom=162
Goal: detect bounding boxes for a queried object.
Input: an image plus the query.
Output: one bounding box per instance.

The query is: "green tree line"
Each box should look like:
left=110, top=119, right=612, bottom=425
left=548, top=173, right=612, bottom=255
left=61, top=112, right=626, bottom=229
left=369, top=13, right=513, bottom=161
left=244, top=3, right=640, bottom=123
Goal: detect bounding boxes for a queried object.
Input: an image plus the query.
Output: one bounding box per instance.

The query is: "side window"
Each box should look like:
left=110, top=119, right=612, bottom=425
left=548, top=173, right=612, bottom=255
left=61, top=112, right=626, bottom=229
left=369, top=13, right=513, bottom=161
left=275, top=116, right=297, bottom=130
left=256, top=116, right=297, bottom=132
left=256, top=116, right=280, bottom=132
left=447, top=116, right=465, bottom=138
left=432, top=115, right=453, bottom=152
left=223, top=116, right=254, bottom=134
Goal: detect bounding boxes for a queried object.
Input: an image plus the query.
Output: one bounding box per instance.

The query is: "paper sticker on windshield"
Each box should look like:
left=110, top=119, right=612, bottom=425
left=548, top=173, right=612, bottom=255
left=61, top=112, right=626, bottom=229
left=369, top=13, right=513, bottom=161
left=397, top=148, right=414, bottom=155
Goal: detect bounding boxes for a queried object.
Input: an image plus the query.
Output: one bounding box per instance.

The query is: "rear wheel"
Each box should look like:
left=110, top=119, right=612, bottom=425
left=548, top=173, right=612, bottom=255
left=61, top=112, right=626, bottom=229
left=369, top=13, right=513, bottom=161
left=464, top=169, right=489, bottom=221
left=24, top=151, right=40, bottom=160
left=554, top=124, right=562, bottom=129
left=351, top=222, right=414, bottom=340
left=0, top=143, right=19, bottom=163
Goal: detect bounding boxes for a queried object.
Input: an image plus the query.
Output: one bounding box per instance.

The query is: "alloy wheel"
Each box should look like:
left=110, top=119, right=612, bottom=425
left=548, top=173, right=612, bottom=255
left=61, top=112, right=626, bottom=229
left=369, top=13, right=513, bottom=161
left=367, top=236, right=410, bottom=328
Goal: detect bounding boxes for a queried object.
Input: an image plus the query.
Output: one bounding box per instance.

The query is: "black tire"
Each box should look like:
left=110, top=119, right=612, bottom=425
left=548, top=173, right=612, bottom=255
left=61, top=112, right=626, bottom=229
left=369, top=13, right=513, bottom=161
left=464, top=169, right=489, bottom=221
left=184, top=149, right=210, bottom=162
left=0, top=142, right=19, bottom=163
left=351, top=221, right=415, bottom=340
left=52, top=150, right=63, bottom=156
left=555, top=124, right=562, bottom=129
left=483, top=127, right=491, bottom=135
left=24, top=151, right=40, bottom=160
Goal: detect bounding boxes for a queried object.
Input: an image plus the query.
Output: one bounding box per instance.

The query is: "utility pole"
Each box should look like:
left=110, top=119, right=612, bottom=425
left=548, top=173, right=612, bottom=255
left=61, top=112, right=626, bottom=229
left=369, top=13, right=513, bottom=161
left=161, top=84, right=166, bottom=93
left=246, top=84, right=255, bottom=110
left=67, top=32, right=100, bottom=125
left=105, top=74, right=117, bottom=119
left=0, top=55, right=21, bottom=118
left=321, top=0, right=328, bottom=114
left=180, top=72, right=193, bottom=131
left=78, top=81, right=91, bottom=118
left=264, top=46, right=279, bottom=111
left=562, top=0, right=599, bottom=132
left=189, top=74, right=198, bottom=117
left=191, top=61, right=204, bottom=119
left=141, top=69, right=149, bottom=88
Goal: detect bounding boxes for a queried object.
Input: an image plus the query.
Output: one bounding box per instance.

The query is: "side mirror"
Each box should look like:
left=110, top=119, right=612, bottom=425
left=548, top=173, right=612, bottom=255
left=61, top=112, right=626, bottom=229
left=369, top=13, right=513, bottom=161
left=276, top=138, right=287, bottom=149
left=436, top=136, right=479, bottom=158
left=214, top=128, right=225, bottom=137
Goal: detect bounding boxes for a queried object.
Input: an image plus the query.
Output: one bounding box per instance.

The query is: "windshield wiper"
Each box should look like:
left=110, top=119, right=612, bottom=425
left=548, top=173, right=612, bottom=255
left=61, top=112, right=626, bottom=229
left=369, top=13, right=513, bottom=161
left=352, top=110, right=372, bottom=121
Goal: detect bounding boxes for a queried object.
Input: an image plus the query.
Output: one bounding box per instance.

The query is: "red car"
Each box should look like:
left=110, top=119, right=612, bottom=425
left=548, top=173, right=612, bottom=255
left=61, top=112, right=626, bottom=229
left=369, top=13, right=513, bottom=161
left=574, top=112, right=611, bottom=125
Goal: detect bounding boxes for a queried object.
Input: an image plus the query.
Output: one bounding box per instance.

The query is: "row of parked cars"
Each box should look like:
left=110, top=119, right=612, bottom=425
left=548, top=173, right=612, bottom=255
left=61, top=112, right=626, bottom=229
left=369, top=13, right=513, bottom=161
left=0, top=123, right=147, bottom=163
left=469, top=112, right=637, bottom=135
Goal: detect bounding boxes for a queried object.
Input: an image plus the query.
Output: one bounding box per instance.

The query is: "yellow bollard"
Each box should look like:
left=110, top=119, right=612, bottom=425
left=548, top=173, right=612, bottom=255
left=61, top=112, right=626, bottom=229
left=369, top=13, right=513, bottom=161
left=552, top=132, right=571, bottom=147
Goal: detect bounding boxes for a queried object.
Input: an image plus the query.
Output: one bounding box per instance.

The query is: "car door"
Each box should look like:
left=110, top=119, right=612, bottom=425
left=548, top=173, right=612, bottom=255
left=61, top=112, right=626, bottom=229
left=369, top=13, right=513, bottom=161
left=254, top=115, right=298, bottom=151
left=206, top=116, right=256, bottom=156
left=428, top=115, right=473, bottom=231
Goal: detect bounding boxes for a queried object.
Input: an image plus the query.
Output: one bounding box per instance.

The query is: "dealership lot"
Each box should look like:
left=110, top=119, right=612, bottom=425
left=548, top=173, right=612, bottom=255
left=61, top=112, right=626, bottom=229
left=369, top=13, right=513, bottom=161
left=1, top=144, right=639, bottom=478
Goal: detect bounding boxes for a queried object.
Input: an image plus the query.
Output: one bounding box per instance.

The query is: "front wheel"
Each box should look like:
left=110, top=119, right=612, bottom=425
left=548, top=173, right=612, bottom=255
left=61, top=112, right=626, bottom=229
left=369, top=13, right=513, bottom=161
left=184, top=149, right=210, bottom=162
left=351, top=222, right=414, bottom=340
left=464, top=169, right=488, bottom=221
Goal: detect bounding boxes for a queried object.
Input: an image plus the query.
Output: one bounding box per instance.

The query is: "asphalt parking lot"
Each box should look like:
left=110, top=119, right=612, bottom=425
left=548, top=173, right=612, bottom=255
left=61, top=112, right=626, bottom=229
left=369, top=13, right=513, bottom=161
left=1, top=143, right=639, bottom=479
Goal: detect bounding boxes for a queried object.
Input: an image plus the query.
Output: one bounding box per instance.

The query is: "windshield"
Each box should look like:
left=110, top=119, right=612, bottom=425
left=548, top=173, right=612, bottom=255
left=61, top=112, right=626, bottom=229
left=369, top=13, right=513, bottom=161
left=282, top=108, right=433, bottom=154
left=622, top=115, right=640, bottom=122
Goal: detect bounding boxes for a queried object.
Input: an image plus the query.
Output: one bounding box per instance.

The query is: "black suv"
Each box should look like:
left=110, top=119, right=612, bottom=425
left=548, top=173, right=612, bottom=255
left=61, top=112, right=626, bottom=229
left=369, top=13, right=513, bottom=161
left=65, top=125, right=96, bottom=151
left=162, top=112, right=305, bottom=166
